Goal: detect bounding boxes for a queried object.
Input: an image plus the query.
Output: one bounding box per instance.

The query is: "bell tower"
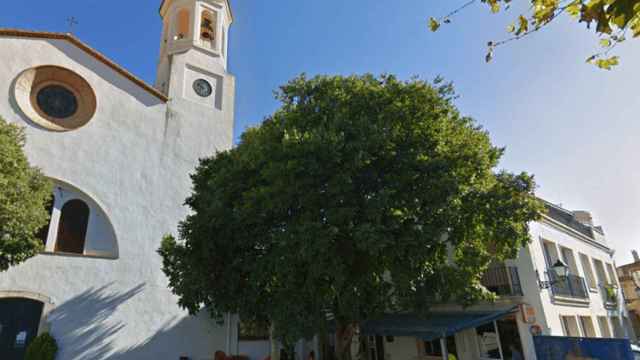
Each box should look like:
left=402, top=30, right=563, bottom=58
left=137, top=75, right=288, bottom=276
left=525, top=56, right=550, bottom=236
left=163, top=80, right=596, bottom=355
left=155, top=0, right=235, bottom=151
left=156, top=0, right=232, bottom=97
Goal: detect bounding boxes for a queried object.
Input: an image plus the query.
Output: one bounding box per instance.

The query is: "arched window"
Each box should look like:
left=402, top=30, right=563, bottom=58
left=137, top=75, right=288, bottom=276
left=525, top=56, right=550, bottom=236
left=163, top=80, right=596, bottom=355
left=55, top=199, right=90, bottom=254
left=200, top=10, right=217, bottom=46
left=35, top=197, right=54, bottom=246
left=176, top=8, right=191, bottom=39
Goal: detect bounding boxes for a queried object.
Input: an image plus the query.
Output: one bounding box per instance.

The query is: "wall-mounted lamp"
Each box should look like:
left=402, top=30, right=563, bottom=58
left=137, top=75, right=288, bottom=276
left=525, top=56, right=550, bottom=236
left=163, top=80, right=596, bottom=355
left=538, top=260, right=570, bottom=289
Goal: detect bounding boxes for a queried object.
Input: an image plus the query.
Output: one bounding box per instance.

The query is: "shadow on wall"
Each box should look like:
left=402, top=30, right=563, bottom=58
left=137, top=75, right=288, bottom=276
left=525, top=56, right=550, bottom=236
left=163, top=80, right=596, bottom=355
left=48, top=283, right=224, bottom=360
left=48, top=283, right=144, bottom=359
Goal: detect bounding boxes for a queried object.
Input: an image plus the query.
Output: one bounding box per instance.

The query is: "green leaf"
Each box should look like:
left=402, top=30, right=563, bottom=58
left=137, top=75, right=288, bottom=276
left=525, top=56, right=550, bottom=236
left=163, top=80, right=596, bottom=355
left=567, top=1, right=582, bottom=18
left=631, top=18, right=640, bottom=38
left=599, top=38, right=611, bottom=47
left=0, top=116, right=52, bottom=272
left=507, top=23, right=516, bottom=33
left=595, top=56, right=620, bottom=70
left=516, top=15, right=529, bottom=35
left=491, top=1, right=500, bottom=13
left=429, top=17, right=441, bottom=32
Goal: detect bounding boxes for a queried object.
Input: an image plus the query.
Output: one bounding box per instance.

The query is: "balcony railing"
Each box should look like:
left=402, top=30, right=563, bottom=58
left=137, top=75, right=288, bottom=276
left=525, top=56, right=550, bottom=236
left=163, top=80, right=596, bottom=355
left=481, top=265, right=523, bottom=297
left=548, top=272, right=589, bottom=300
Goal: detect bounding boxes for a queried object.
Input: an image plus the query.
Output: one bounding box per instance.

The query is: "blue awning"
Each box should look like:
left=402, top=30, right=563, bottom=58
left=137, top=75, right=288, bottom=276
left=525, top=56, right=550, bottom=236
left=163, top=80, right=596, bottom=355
left=360, top=306, right=519, bottom=341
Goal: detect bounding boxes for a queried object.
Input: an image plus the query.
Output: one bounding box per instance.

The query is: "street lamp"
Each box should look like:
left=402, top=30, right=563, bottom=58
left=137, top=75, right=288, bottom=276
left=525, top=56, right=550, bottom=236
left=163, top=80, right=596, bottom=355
left=552, top=260, right=569, bottom=278
left=538, top=260, right=570, bottom=290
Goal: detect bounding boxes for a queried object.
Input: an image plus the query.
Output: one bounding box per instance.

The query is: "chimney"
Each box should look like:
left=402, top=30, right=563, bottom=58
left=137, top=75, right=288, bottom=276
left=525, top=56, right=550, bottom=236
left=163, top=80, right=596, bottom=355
left=633, top=250, right=640, bottom=263
left=573, top=211, right=593, bottom=226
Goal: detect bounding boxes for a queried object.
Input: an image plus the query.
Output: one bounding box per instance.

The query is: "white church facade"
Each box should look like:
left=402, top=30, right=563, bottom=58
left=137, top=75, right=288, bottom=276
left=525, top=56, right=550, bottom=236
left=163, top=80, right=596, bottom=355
left=0, top=1, right=237, bottom=359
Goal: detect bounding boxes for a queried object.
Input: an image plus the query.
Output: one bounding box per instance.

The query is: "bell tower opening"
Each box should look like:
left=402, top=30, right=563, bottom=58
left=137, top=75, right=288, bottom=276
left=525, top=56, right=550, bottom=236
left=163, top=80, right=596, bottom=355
left=200, top=10, right=217, bottom=47
left=175, top=8, right=191, bottom=40
left=155, top=0, right=232, bottom=98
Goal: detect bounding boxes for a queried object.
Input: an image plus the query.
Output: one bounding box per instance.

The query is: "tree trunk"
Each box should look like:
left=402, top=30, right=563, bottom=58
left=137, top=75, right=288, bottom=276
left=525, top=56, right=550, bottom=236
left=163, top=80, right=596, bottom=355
left=319, top=321, right=331, bottom=360
left=270, top=324, right=281, bottom=360
left=335, top=322, right=355, bottom=360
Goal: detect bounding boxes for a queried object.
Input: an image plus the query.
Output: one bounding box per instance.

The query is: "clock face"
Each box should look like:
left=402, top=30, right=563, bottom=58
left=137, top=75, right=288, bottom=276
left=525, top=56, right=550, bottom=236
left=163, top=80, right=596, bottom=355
left=193, top=79, right=213, bottom=98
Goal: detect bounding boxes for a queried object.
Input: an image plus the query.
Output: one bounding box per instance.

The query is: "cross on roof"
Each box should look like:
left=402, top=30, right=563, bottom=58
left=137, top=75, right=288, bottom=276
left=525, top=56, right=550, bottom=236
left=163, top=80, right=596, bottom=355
left=66, top=17, right=79, bottom=33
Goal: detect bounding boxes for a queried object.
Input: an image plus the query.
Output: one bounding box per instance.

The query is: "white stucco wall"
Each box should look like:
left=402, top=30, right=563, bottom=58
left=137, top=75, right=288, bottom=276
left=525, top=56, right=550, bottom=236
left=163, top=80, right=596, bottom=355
left=524, top=218, right=629, bottom=340
left=0, top=31, right=235, bottom=360
left=239, top=340, right=271, bottom=360
left=383, top=336, right=418, bottom=360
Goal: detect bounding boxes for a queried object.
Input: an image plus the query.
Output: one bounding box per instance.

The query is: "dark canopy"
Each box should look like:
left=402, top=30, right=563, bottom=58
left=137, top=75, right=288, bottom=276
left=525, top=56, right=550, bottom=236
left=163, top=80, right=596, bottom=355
left=360, top=306, right=519, bottom=341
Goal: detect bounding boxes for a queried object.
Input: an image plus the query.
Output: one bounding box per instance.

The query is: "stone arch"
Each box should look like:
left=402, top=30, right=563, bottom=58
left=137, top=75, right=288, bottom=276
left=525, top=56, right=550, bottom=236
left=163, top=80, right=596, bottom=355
left=43, top=178, right=119, bottom=259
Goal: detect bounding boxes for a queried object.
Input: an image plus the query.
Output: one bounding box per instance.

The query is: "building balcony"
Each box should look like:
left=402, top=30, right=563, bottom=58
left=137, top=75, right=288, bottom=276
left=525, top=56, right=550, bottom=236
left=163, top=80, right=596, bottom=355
left=548, top=273, right=589, bottom=301
left=481, top=265, right=523, bottom=297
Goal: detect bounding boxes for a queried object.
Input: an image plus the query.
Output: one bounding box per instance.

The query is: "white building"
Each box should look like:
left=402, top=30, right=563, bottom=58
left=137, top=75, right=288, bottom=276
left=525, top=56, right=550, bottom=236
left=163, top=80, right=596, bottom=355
left=0, top=1, right=237, bottom=359
left=363, top=201, right=634, bottom=360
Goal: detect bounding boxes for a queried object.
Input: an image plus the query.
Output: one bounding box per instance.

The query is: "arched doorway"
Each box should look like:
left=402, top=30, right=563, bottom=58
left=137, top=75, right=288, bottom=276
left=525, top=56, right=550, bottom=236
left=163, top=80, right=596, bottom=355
left=0, top=298, right=44, bottom=359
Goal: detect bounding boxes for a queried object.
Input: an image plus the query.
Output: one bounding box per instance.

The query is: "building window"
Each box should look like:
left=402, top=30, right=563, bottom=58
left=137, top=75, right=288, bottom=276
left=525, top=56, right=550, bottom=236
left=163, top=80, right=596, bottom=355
left=579, top=253, right=597, bottom=290
left=200, top=10, right=217, bottom=46
left=55, top=199, right=90, bottom=254
left=423, top=336, right=457, bottom=358
left=624, top=317, right=635, bottom=339
left=579, top=316, right=597, bottom=338
left=593, top=259, right=608, bottom=286
left=542, top=240, right=559, bottom=269
left=15, top=66, right=97, bottom=132
left=560, top=247, right=579, bottom=275
left=561, top=316, right=581, bottom=337
left=176, top=8, right=190, bottom=39
left=611, top=316, right=625, bottom=338
left=606, top=263, right=619, bottom=287
left=35, top=197, right=54, bottom=246
left=598, top=316, right=612, bottom=338
left=476, top=322, right=502, bottom=359
left=36, top=85, right=78, bottom=119
left=496, top=317, right=524, bottom=360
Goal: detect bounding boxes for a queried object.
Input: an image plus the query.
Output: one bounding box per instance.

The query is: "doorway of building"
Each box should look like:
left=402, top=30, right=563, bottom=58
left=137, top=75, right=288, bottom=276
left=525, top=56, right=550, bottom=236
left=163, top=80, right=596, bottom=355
left=0, top=298, right=44, bottom=360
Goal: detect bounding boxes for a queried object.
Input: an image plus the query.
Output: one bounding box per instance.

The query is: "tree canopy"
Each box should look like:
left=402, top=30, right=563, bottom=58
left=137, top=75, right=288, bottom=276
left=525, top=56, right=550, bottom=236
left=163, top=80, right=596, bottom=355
left=159, top=74, right=542, bottom=358
left=0, top=116, right=51, bottom=271
left=429, top=0, right=640, bottom=69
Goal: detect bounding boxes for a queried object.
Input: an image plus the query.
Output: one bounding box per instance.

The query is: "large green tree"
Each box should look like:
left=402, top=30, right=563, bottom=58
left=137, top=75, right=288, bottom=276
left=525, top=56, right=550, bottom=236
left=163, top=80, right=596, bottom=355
left=159, top=74, right=542, bottom=360
left=430, top=0, right=640, bottom=69
left=0, top=116, right=51, bottom=271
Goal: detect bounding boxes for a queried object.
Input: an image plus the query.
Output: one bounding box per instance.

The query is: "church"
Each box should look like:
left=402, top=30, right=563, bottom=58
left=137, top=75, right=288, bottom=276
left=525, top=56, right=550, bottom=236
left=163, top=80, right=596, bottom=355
left=0, top=0, right=237, bottom=359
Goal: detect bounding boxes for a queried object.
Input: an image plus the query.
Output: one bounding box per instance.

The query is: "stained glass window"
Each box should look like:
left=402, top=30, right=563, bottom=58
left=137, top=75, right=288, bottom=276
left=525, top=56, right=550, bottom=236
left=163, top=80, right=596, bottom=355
left=36, top=85, right=78, bottom=119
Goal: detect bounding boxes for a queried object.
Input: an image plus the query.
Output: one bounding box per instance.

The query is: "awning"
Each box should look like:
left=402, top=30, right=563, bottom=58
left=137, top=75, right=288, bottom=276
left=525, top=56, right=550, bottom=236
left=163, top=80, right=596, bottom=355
left=360, top=306, right=519, bottom=341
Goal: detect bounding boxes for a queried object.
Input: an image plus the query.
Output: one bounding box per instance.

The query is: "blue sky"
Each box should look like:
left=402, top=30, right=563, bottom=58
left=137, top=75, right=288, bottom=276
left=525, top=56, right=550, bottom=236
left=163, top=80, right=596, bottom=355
left=2, top=1, right=640, bottom=264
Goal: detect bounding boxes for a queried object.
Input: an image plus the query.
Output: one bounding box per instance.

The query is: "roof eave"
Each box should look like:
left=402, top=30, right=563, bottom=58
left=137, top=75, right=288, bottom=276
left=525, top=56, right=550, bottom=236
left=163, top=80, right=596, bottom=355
left=0, top=29, right=168, bottom=103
